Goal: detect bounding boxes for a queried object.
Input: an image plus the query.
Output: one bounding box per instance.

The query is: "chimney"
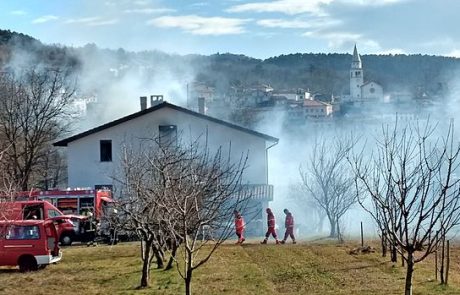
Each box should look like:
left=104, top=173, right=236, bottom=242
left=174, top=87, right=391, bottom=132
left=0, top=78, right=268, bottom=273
left=150, top=95, right=164, bottom=107
left=198, top=97, right=206, bottom=114
left=140, top=96, right=147, bottom=111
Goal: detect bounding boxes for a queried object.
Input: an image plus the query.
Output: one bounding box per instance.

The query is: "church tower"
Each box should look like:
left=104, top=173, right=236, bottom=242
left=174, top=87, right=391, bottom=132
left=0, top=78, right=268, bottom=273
left=350, top=44, right=363, bottom=99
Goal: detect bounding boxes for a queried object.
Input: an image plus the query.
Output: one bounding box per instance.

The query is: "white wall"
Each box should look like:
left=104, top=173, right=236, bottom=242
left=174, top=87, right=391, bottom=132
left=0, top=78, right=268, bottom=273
left=362, top=82, right=383, bottom=101
left=66, top=106, right=269, bottom=188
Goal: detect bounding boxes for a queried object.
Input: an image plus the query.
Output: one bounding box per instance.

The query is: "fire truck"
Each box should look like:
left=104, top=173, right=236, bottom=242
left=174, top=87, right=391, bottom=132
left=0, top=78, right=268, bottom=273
left=8, top=189, right=116, bottom=245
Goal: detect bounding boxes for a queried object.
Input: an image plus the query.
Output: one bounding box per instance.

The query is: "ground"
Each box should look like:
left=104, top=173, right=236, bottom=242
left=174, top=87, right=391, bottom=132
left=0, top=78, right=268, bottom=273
left=1, top=239, right=460, bottom=294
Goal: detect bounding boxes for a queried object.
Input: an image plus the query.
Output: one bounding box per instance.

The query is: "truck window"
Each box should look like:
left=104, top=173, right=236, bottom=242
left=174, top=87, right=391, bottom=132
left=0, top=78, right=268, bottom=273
left=47, top=209, right=61, bottom=218
left=6, top=225, right=40, bottom=240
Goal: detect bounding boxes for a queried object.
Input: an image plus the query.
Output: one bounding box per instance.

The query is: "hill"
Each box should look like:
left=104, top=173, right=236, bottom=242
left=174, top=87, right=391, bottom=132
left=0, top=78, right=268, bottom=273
left=1, top=28, right=460, bottom=100
left=0, top=241, right=459, bottom=294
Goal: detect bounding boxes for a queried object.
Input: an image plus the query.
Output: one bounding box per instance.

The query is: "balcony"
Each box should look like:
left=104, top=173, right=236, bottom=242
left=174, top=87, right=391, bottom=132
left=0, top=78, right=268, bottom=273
left=238, top=184, right=273, bottom=201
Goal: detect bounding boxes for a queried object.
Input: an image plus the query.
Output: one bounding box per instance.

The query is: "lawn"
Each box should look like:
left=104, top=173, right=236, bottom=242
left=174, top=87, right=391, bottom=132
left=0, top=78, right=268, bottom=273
left=1, top=239, right=460, bottom=295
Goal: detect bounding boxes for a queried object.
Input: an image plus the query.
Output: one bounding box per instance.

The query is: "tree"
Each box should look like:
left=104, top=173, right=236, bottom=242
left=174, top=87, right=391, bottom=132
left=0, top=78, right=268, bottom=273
left=350, top=120, right=460, bottom=295
left=299, top=136, right=357, bottom=241
left=114, top=134, right=249, bottom=294
left=0, top=68, right=76, bottom=191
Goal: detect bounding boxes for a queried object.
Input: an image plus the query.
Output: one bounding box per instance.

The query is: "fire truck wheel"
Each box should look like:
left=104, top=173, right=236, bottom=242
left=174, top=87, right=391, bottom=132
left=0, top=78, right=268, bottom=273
left=18, top=255, right=38, bottom=272
left=60, top=233, right=73, bottom=246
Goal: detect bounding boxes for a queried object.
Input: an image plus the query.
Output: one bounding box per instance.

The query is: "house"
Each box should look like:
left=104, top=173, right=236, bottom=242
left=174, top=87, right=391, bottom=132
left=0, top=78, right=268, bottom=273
left=54, top=99, right=279, bottom=235
left=303, top=99, right=333, bottom=119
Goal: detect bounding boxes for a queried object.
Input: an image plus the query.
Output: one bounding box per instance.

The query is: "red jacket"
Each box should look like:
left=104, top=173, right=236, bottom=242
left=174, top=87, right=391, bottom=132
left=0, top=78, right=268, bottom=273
left=267, top=212, right=276, bottom=228
left=235, top=215, right=245, bottom=232
left=285, top=213, right=294, bottom=228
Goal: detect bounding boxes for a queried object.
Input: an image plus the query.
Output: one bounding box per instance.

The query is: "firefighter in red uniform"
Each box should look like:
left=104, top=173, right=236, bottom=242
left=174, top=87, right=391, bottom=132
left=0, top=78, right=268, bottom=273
left=280, top=208, right=296, bottom=244
left=261, top=208, right=279, bottom=244
left=234, top=210, right=245, bottom=244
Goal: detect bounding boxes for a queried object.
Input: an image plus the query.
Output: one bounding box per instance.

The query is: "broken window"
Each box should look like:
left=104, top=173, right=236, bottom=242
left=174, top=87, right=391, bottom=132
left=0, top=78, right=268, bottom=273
left=159, top=125, right=177, bottom=147
left=100, top=140, right=112, bottom=162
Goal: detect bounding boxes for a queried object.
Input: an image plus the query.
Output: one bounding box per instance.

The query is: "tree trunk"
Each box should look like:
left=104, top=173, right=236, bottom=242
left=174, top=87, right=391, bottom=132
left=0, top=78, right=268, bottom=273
left=391, top=243, right=398, bottom=263
left=152, top=244, right=164, bottom=269
left=405, top=252, right=414, bottom=295
left=336, top=220, right=343, bottom=243
left=140, top=240, right=153, bottom=288
left=440, top=236, right=445, bottom=284
left=185, top=246, right=193, bottom=295
left=165, top=241, right=178, bottom=270
left=328, top=218, right=336, bottom=237
left=185, top=270, right=193, bottom=295
left=381, top=232, right=387, bottom=257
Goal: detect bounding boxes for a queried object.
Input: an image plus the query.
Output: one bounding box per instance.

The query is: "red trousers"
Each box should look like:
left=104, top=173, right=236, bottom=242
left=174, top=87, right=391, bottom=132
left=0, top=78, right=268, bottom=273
left=265, top=227, right=278, bottom=239
left=236, top=230, right=244, bottom=241
left=283, top=227, right=295, bottom=241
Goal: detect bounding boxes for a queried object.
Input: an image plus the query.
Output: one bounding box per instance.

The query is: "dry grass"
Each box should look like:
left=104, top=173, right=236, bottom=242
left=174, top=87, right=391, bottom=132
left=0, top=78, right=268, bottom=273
left=1, top=240, right=460, bottom=294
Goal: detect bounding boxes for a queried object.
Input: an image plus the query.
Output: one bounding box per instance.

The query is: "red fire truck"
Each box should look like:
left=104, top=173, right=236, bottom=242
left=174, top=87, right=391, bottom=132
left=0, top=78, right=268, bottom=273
left=31, top=189, right=116, bottom=245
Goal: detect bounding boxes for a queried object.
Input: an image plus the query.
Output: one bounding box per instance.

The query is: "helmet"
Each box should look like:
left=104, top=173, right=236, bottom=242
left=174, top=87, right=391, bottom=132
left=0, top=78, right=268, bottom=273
left=283, top=208, right=289, bottom=214
left=266, top=208, right=272, bottom=213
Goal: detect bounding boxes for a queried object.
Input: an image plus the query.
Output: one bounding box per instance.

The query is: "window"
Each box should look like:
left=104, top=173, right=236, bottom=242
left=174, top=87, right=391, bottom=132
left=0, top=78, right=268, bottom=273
left=6, top=225, right=40, bottom=240
left=48, top=209, right=61, bottom=218
left=159, top=125, right=177, bottom=147
left=100, top=140, right=112, bottom=162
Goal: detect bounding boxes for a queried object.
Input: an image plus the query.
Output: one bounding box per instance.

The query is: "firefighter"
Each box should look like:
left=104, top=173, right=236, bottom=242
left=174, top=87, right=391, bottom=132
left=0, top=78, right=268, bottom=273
left=234, top=210, right=245, bottom=244
left=261, top=208, right=279, bottom=244
left=280, top=208, right=296, bottom=244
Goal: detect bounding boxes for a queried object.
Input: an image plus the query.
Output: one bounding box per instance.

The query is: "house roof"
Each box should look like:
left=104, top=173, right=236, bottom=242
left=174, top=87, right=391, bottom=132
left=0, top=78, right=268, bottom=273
left=303, top=99, right=331, bottom=107
left=361, top=81, right=381, bottom=87
left=54, top=101, right=279, bottom=146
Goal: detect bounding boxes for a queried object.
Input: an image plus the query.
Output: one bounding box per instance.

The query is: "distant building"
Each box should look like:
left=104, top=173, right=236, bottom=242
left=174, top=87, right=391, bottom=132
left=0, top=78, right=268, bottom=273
left=347, top=45, right=384, bottom=102
left=303, top=99, right=333, bottom=119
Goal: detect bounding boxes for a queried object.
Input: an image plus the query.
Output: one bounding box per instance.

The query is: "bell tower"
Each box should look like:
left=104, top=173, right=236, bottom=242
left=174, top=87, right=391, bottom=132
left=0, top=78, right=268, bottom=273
left=350, top=44, right=363, bottom=99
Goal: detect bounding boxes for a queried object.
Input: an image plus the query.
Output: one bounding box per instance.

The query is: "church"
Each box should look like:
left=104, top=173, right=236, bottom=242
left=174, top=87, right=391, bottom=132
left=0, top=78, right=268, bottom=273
left=347, top=45, right=384, bottom=102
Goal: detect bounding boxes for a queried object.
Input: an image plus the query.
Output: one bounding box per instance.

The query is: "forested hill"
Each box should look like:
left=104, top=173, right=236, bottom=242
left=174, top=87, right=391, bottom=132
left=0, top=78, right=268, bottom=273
left=0, top=29, right=79, bottom=69
left=1, top=28, right=460, bottom=97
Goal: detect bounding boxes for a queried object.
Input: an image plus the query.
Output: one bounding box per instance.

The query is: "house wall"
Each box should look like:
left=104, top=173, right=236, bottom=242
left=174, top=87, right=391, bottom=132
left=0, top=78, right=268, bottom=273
left=66, top=106, right=269, bottom=189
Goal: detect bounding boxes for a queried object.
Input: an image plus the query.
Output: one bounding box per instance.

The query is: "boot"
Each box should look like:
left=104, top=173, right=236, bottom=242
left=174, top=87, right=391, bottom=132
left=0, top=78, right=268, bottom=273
left=292, top=240, right=297, bottom=244
left=275, top=240, right=280, bottom=244
left=280, top=240, right=286, bottom=244
left=260, top=239, right=267, bottom=244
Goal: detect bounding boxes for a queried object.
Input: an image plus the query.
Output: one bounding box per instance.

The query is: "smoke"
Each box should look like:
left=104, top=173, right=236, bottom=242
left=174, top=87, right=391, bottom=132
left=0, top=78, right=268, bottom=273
left=71, top=45, right=196, bottom=131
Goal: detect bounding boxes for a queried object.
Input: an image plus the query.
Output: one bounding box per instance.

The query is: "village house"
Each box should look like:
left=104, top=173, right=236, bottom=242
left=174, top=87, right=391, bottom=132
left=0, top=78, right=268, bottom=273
left=54, top=97, right=279, bottom=235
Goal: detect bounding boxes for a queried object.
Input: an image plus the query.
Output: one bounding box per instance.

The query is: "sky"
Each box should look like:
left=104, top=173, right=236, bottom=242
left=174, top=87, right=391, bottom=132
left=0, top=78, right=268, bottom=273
left=1, top=0, right=460, bottom=59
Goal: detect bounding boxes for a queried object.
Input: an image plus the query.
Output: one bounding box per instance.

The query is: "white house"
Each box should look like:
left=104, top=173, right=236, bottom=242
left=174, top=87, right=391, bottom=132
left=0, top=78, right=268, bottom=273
left=54, top=99, right=279, bottom=234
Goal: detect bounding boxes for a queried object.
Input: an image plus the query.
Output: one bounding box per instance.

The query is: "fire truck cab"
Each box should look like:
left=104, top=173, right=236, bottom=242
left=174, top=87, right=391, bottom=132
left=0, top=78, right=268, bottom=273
left=0, top=219, right=62, bottom=272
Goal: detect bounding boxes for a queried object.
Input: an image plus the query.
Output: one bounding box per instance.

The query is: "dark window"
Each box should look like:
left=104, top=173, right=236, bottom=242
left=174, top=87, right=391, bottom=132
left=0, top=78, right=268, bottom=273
left=100, top=140, right=112, bottom=162
left=159, top=125, right=177, bottom=147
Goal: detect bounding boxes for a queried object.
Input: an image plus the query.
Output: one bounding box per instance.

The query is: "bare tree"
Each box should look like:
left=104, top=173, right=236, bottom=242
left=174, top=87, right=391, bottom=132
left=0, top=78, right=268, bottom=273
left=0, top=68, right=76, bottom=191
left=299, top=136, right=357, bottom=241
left=114, top=134, right=249, bottom=294
left=350, top=120, right=460, bottom=295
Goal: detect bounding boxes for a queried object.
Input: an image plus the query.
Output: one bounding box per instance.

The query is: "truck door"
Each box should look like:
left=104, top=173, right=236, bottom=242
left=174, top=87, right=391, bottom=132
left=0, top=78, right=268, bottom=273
left=44, top=221, right=59, bottom=256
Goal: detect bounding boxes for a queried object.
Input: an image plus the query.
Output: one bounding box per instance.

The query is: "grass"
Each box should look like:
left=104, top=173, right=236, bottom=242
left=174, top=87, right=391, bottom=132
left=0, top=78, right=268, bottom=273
left=1, top=239, right=460, bottom=294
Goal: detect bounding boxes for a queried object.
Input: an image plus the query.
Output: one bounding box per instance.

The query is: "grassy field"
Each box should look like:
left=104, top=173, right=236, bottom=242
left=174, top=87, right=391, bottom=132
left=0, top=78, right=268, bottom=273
left=1, top=239, right=460, bottom=294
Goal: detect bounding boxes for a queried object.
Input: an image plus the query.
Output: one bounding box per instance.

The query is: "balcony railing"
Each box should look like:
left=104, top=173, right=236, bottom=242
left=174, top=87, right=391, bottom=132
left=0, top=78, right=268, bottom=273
left=238, top=184, right=273, bottom=201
